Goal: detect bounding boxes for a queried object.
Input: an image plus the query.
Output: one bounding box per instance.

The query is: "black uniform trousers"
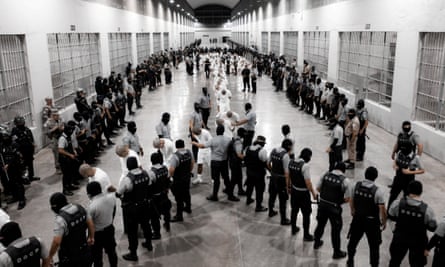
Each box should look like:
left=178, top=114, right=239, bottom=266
left=243, top=130, right=255, bottom=150
left=268, top=175, right=288, bottom=220
left=171, top=179, right=191, bottom=219
left=328, top=146, right=343, bottom=172
left=347, top=216, right=381, bottom=267
left=59, top=156, right=75, bottom=190
left=92, top=225, right=118, bottom=267
left=432, top=246, right=445, bottom=267
left=1, top=169, right=24, bottom=201
left=290, top=189, right=312, bottom=235
left=205, top=67, right=210, bottom=78
left=151, top=193, right=171, bottom=235
left=246, top=173, right=265, bottom=209
left=389, top=232, right=427, bottom=267
left=314, top=203, right=343, bottom=253
left=388, top=173, right=414, bottom=209
left=210, top=160, right=231, bottom=198
left=58, top=246, right=90, bottom=267
left=252, top=81, right=257, bottom=93
left=356, top=131, right=366, bottom=161
left=243, top=78, right=250, bottom=91
left=229, top=160, right=243, bottom=194
left=200, top=108, right=210, bottom=128
left=124, top=202, right=152, bottom=253
left=127, top=95, right=134, bottom=113
left=21, top=148, right=35, bottom=179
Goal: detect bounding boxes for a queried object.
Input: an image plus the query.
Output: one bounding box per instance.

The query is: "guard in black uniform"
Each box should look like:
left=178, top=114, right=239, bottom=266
left=268, top=139, right=293, bottom=225
left=229, top=128, right=246, bottom=197
left=388, top=181, right=437, bottom=267
left=288, top=148, right=318, bottom=240
left=0, top=221, right=49, bottom=267
left=347, top=167, right=387, bottom=267
left=148, top=152, right=172, bottom=239
left=47, top=192, right=95, bottom=267
left=117, top=157, right=154, bottom=261
left=0, top=128, right=26, bottom=210
left=313, top=162, right=350, bottom=259
left=58, top=124, right=79, bottom=196
left=168, top=140, right=194, bottom=222
left=11, top=116, right=39, bottom=182
left=245, top=136, right=268, bottom=212
left=426, top=215, right=445, bottom=267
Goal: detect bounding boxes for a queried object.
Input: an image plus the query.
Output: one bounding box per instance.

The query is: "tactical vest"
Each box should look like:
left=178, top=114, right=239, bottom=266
left=357, top=108, right=367, bottom=128
left=173, top=151, right=192, bottom=181
left=244, top=147, right=266, bottom=177
left=13, top=128, right=33, bottom=148
left=396, top=197, right=427, bottom=238
left=396, top=151, right=414, bottom=170
left=124, top=171, right=151, bottom=205
left=228, top=138, right=242, bottom=163
left=4, top=237, right=41, bottom=267
left=397, top=132, right=415, bottom=153
left=61, top=134, right=74, bottom=155
left=320, top=173, right=345, bottom=206
left=151, top=166, right=169, bottom=195
left=353, top=181, right=379, bottom=218
left=288, top=160, right=307, bottom=190
left=270, top=149, right=287, bottom=176
left=58, top=205, right=87, bottom=258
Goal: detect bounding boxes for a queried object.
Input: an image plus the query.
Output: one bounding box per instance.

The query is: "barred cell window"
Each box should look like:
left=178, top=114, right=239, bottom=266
left=136, top=33, right=151, bottom=63
left=244, top=32, right=249, bottom=46
left=338, top=31, right=396, bottom=107
left=163, top=32, right=169, bottom=51
left=283, top=31, right=298, bottom=64
left=303, top=31, right=330, bottom=79
left=108, top=33, right=132, bottom=75
left=48, top=33, right=101, bottom=109
left=153, top=33, right=162, bottom=54
left=416, top=32, right=445, bottom=131
left=0, top=35, right=32, bottom=126
left=261, top=32, right=268, bottom=53
left=270, top=32, right=280, bottom=56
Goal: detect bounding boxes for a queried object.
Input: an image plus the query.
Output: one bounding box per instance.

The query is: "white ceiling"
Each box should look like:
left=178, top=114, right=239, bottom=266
left=186, top=0, right=240, bottom=9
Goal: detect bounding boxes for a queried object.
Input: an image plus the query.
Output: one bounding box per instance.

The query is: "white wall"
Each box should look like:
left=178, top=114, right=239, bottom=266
left=232, top=0, right=445, bottom=163
left=0, top=0, right=194, bottom=148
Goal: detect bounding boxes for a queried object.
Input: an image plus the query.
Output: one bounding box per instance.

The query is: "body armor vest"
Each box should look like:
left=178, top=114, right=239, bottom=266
left=244, top=147, right=266, bottom=177
left=151, top=166, right=169, bottom=195
left=396, top=151, right=414, bottom=170
left=288, top=160, right=307, bottom=190
left=58, top=205, right=87, bottom=258
left=271, top=149, right=287, bottom=176
left=396, top=197, right=427, bottom=238
left=173, top=151, right=192, bottom=181
left=320, top=173, right=345, bottom=206
left=124, top=171, right=151, bottom=204
left=353, top=181, right=379, bottom=218
left=4, top=237, right=41, bottom=267
left=397, top=132, right=415, bottom=153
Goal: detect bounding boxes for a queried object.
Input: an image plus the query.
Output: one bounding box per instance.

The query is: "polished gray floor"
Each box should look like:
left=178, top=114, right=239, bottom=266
left=9, top=59, right=445, bottom=266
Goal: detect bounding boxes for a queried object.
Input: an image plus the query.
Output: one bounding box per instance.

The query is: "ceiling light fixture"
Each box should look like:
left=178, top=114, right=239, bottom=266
left=176, top=4, right=180, bottom=7
left=169, top=0, right=174, bottom=3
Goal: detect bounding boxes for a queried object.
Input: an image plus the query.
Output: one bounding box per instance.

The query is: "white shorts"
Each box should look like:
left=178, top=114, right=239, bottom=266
left=197, top=148, right=211, bottom=165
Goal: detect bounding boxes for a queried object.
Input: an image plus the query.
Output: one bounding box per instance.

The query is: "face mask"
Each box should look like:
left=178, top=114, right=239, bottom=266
left=348, top=114, right=355, bottom=119
left=403, top=127, right=411, bottom=133
left=162, top=118, right=169, bottom=124
left=129, top=128, right=136, bottom=134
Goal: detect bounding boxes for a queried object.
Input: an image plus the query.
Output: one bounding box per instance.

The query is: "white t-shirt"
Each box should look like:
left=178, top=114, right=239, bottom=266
left=89, top=168, right=111, bottom=193
left=159, top=138, right=175, bottom=166
left=119, top=149, right=141, bottom=184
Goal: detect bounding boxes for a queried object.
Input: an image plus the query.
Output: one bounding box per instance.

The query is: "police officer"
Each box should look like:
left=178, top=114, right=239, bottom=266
left=268, top=139, right=293, bottom=225
left=122, top=121, right=144, bottom=156
left=156, top=112, right=172, bottom=140
left=245, top=136, right=268, bottom=212
left=46, top=192, right=95, bottom=267
left=347, top=167, right=387, bottom=267
left=327, top=118, right=344, bottom=171
left=0, top=129, right=26, bottom=210
left=0, top=221, right=50, bottom=267
left=11, top=116, right=39, bottom=182
left=86, top=181, right=118, bottom=267
left=313, top=162, right=350, bottom=259
left=193, top=125, right=239, bottom=202
left=117, top=157, right=153, bottom=261
left=74, top=88, right=92, bottom=116
left=355, top=99, right=368, bottom=161
left=388, top=180, right=437, bottom=267
left=58, top=124, right=79, bottom=196
left=391, top=121, right=423, bottom=160
left=388, top=142, right=424, bottom=209
left=229, top=128, right=246, bottom=197
left=233, top=103, right=256, bottom=149
left=168, top=140, right=194, bottom=222
left=204, top=57, right=211, bottom=78
left=45, top=109, right=64, bottom=171
left=148, top=152, right=172, bottom=239
left=426, top=215, right=445, bottom=267
left=288, top=148, right=317, bottom=239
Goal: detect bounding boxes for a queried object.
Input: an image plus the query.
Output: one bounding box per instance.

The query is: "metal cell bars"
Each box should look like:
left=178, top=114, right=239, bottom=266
left=0, top=35, right=32, bottom=126
left=163, top=32, right=169, bottom=51
left=338, top=31, right=396, bottom=107
left=48, top=33, right=101, bottom=109
left=416, top=32, right=445, bottom=131
left=303, top=31, right=329, bottom=79
left=136, top=33, right=151, bottom=64
left=153, top=33, right=162, bottom=54
left=244, top=32, right=249, bottom=46
left=270, top=32, right=280, bottom=56
left=108, top=33, right=132, bottom=75
left=261, top=32, right=268, bottom=54
left=283, top=31, right=298, bottom=65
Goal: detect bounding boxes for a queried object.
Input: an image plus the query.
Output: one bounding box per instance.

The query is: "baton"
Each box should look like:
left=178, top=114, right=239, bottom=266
left=0, top=152, right=10, bottom=182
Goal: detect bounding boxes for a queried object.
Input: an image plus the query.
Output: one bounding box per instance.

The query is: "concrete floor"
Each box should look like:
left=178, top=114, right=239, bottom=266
left=8, top=59, right=445, bottom=267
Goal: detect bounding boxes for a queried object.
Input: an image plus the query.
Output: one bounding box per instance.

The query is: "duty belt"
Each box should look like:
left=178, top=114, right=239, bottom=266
left=292, top=185, right=308, bottom=191
left=319, top=197, right=340, bottom=208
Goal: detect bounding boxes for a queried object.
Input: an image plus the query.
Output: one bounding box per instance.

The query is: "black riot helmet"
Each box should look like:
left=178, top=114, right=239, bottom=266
left=63, top=123, right=74, bottom=136
left=13, top=116, right=25, bottom=127
left=0, top=127, right=12, bottom=146
left=161, top=112, right=170, bottom=124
